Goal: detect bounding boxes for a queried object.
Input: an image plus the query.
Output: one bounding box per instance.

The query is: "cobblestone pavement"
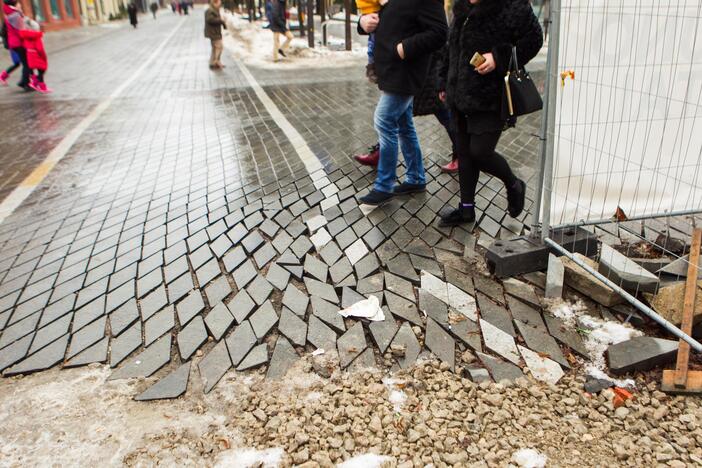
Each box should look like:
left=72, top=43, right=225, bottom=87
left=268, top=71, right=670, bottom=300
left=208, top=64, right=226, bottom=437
left=0, top=10, right=618, bottom=400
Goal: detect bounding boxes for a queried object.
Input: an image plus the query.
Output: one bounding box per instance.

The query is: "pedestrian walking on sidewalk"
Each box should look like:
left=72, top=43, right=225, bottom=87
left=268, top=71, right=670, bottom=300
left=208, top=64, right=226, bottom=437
left=205, top=0, right=226, bottom=69
left=2, top=0, right=31, bottom=91
left=270, top=0, right=293, bottom=62
left=357, top=0, right=448, bottom=206
left=437, top=0, right=542, bottom=226
left=128, top=1, right=138, bottom=28
left=20, top=18, right=50, bottom=93
left=150, top=2, right=158, bottom=19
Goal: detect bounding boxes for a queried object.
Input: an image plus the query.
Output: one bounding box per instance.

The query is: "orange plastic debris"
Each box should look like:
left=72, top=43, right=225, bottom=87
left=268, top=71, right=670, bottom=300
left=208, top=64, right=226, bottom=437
left=612, top=387, right=634, bottom=408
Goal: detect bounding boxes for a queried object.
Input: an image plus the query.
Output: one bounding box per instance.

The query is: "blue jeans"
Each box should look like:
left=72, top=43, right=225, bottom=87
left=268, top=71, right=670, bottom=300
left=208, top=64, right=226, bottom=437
left=373, top=92, right=425, bottom=193
left=367, top=33, right=375, bottom=64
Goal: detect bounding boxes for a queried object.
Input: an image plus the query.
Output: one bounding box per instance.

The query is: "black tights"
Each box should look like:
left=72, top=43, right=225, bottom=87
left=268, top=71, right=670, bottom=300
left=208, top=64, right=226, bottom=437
left=453, top=112, right=517, bottom=204
left=4, top=62, right=20, bottom=75
left=35, top=70, right=44, bottom=83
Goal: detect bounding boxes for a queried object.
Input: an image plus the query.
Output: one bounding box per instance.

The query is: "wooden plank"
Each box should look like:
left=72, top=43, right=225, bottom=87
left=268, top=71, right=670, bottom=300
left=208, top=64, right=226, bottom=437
left=662, top=370, right=702, bottom=395
left=674, top=228, right=702, bottom=387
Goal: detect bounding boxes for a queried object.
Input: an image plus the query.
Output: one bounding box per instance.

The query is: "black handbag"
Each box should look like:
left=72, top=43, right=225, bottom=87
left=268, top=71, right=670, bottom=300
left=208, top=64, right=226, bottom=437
left=501, top=46, right=543, bottom=120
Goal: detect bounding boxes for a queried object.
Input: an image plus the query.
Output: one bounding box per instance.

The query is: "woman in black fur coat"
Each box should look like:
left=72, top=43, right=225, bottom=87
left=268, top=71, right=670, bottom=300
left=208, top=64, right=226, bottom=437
left=438, top=0, right=543, bottom=226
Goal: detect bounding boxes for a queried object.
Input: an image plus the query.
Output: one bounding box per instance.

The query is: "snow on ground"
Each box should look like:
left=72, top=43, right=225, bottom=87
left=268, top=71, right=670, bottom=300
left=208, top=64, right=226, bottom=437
left=214, top=447, right=284, bottom=467
left=511, top=448, right=548, bottom=468
left=337, top=453, right=395, bottom=468
left=222, top=12, right=366, bottom=69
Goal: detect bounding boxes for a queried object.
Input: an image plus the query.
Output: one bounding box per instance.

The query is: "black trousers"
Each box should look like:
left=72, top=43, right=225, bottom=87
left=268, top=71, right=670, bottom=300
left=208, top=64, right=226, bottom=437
left=453, top=112, right=517, bottom=204
left=11, top=47, right=30, bottom=87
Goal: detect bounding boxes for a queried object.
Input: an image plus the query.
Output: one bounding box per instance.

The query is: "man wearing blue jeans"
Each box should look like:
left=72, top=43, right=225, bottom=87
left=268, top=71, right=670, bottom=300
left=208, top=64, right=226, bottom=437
left=358, top=0, right=447, bottom=205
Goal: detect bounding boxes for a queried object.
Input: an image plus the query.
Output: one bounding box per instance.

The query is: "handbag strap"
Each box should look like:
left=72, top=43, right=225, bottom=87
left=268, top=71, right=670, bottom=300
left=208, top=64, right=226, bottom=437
left=508, top=46, right=520, bottom=73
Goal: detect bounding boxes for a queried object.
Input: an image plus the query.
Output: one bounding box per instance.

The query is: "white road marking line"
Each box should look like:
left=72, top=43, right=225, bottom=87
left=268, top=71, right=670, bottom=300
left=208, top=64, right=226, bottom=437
left=0, top=18, right=187, bottom=226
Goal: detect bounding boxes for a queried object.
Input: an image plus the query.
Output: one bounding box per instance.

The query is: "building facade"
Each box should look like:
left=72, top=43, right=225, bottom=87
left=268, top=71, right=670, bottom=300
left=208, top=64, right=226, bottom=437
left=15, top=0, right=82, bottom=30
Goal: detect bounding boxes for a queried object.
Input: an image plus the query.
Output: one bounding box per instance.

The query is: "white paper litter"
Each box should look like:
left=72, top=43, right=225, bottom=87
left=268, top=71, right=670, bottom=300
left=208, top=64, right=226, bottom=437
left=511, top=448, right=548, bottom=468
left=338, top=295, right=385, bottom=321
left=311, top=349, right=325, bottom=356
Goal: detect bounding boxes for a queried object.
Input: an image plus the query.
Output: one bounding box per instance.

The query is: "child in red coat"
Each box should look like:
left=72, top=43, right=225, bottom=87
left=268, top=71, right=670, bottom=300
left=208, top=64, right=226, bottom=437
left=19, top=18, right=50, bottom=93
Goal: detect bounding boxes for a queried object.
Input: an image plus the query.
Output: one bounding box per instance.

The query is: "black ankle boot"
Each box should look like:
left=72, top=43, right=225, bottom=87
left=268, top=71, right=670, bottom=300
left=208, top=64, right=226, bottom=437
left=507, top=179, right=526, bottom=218
left=439, top=206, right=476, bottom=227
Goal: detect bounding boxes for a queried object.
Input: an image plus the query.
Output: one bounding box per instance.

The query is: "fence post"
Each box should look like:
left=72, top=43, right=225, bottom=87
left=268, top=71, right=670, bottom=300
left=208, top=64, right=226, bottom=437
left=307, top=0, right=314, bottom=47
left=344, top=0, right=352, bottom=51
left=321, top=0, right=327, bottom=44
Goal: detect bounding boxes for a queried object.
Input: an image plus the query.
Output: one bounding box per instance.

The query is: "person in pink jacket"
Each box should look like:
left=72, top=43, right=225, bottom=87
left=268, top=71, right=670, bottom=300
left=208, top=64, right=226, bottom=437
left=2, top=0, right=31, bottom=90
left=20, top=18, right=50, bottom=93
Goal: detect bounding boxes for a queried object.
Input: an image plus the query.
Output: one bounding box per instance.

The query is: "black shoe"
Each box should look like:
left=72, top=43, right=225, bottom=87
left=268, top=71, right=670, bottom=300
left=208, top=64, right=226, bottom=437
left=439, top=207, right=475, bottom=227
left=359, top=189, right=394, bottom=206
left=393, top=182, right=426, bottom=196
left=507, top=179, right=526, bottom=218
left=278, top=48, right=286, bottom=57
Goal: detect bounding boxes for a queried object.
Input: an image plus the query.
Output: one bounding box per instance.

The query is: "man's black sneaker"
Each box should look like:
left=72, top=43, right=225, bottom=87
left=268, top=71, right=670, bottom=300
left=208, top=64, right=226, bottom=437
left=359, top=189, right=394, bottom=206
left=507, top=179, right=526, bottom=218
left=278, top=48, right=286, bottom=57
left=393, top=182, right=426, bottom=195
left=439, top=207, right=476, bottom=227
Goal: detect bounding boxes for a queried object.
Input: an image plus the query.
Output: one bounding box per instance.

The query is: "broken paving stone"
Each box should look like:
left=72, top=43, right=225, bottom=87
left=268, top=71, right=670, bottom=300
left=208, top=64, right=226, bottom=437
left=447, top=283, right=478, bottom=322
left=305, top=277, right=339, bottom=304
left=386, top=254, right=419, bottom=283
left=357, top=273, right=385, bottom=295
left=311, top=296, right=345, bottom=333
left=383, top=272, right=413, bottom=301
left=369, top=310, right=399, bottom=354
left=514, top=320, right=569, bottom=368
left=284, top=264, right=304, bottom=280
left=226, top=289, right=256, bottom=324
left=225, top=321, right=257, bottom=366
left=204, top=302, right=235, bottom=341
left=109, top=334, right=171, bottom=380
left=419, top=288, right=448, bottom=326
left=249, top=301, right=279, bottom=339
left=643, top=280, right=702, bottom=327
left=246, top=275, right=274, bottom=306
left=658, top=254, right=702, bottom=279
left=307, top=315, right=337, bottom=350
left=562, top=254, right=624, bottom=307
left=425, top=318, right=456, bottom=371
left=480, top=319, right=520, bottom=365
left=599, top=243, right=660, bottom=293
left=304, top=254, right=329, bottom=282
left=135, top=362, right=191, bottom=401
left=110, top=299, right=139, bottom=337
left=110, top=321, right=142, bottom=367
left=267, top=336, right=300, bottom=380
left=421, top=271, right=448, bottom=303
left=198, top=340, right=232, bottom=393
left=337, top=322, right=367, bottom=369
left=477, top=351, right=524, bottom=383
left=503, top=278, right=541, bottom=309
left=607, top=336, right=678, bottom=375
left=237, top=343, right=269, bottom=371
left=306, top=214, right=328, bottom=234
left=507, top=295, right=547, bottom=332
left=143, top=306, right=175, bottom=347
left=178, top=316, right=208, bottom=360
left=64, top=337, right=108, bottom=368
left=348, top=347, right=377, bottom=372
left=390, top=322, right=421, bottom=369
left=543, top=313, right=589, bottom=358
left=467, top=368, right=491, bottom=383
left=278, top=308, right=307, bottom=347
left=545, top=254, right=565, bottom=299
left=518, top=345, right=564, bottom=385
left=385, top=291, right=423, bottom=326
left=477, top=293, right=516, bottom=337
left=282, top=284, right=309, bottom=316
left=448, top=317, right=482, bottom=352
left=4, top=333, right=69, bottom=376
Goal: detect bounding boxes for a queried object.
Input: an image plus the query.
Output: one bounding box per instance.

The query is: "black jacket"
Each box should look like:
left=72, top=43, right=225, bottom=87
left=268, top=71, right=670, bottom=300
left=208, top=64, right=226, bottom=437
left=413, top=48, right=445, bottom=116
left=204, top=7, right=226, bottom=40
left=361, top=0, right=447, bottom=96
left=439, top=0, right=543, bottom=114
left=270, top=0, right=287, bottom=33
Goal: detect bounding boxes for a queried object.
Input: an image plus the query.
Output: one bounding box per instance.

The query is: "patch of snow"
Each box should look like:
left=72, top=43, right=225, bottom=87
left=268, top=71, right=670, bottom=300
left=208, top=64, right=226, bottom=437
left=382, top=377, right=408, bottom=412
left=550, top=300, right=586, bottom=325
left=338, top=453, right=394, bottom=468
left=586, top=367, right=636, bottom=389
left=214, top=447, right=283, bottom=467
left=511, top=448, right=548, bottom=468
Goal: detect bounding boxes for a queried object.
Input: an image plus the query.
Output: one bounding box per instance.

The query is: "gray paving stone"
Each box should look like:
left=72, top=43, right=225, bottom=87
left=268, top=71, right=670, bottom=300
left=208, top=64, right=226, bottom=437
left=419, top=288, right=448, bottom=326
left=276, top=250, right=301, bottom=266
left=176, top=290, right=205, bottom=326
left=335, top=227, right=358, bottom=251
left=317, top=242, right=341, bottom=268
left=445, top=266, right=475, bottom=296
left=337, top=322, right=367, bottom=369
left=267, top=336, right=300, bottom=380
left=259, top=218, right=280, bottom=238
left=390, top=322, right=421, bottom=369
left=514, top=319, right=569, bottom=368
left=205, top=276, right=232, bottom=306
left=307, top=315, right=337, bottom=350
left=226, top=290, right=257, bottom=324
left=404, top=239, right=434, bottom=259
left=607, top=336, right=678, bottom=375
left=599, top=243, right=660, bottom=293
left=135, top=362, right=191, bottom=401
left=369, top=309, right=399, bottom=354
left=272, top=231, right=294, bottom=254
left=65, top=336, right=108, bottom=368
left=106, top=280, right=135, bottom=314
left=507, top=295, right=547, bottom=331
left=0, top=312, right=40, bottom=350
left=67, top=316, right=106, bottom=359
left=205, top=302, right=235, bottom=340
left=4, top=333, right=68, bottom=376
left=467, top=368, right=492, bottom=383
left=233, top=260, right=257, bottom=290
left=543, top=313, right=589, bottom=358
left=282, top=284, right=309, bottom=316
left=0, top=333, right=33, bottom=372
left=436, top=238, right=464, bottom=255
left=386, top=254, right=419, bottom=283
left=223, top=246, right=247, bottom=273
left=354, top=253, right=379, bottom=280
left=338, top=275, right=358, bottom=288
left=110, top=321, right=142, bottom=367
left=545, top=254, right=565, bottom=298
left=72, top=297, right=106, bottom=332
left=140, top=285, right=168, bottom=321
left=330, top=257, right=353, bottom=285
left=189, top=244, right=214, bottom=271
left=290, top=236, right=313, bottom=259
left=210, top=233, right=233, bottom=259
left=384, top=272, right=414, bottom=301
left=477, top=293, right=516, bottom=337
left=385, top=291, right=423, bottom=326
left=449, top=317, right=482, bottom=352
left=474, top=275, right=505, bottom=305
left=38, top=294, right=74, bottom=328
left=196, top=258, right=220, bottom=287
left=410, top=254, right=442, bottom=278
left=247, top=275, right=274, bottom=306
left=278, top=308, right=307, bottom=346
left=345, top=239, right=369, bottom=266
left=357, top=273, right=385, bottom=295
left=348, top=347, right=377, bottom=372
left=198, top=340, right=232, bottom=393
left=341, top=287, right=366, bottom=309
left=178, top=316, right=208, bottom=360
left=237, top=343, right=269, bottom=371
left=253, top=242, right=277, bottom=269
left=425, top=318, right=456, bottom=371
left=503, top=278, right=541, bottom=309
left=225, top=321, right=258, bottom=366
left=477, top=352, right=524, bottom=382
left=305, top=277, right=339, bottom=304
left=242, top=231, right=265, bottom=254
left=304, top=254, right=329, bottom=282
left=480, top=319, right=520, bottom=365
left=310, top=296, right=345, bottom=333
left=167, top=273, right=194, bottom=304
left=249, top=300, right=279, bottom=339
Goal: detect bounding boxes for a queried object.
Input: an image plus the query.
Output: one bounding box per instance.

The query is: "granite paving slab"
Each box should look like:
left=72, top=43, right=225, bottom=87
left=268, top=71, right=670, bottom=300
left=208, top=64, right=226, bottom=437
left=310, top=228, right=332, bottom=251
left=448, top=315, right=482, bottom=352
left=477, top=293, right=516, bottom=337
left=599, top=243, right=660, bottom=293
left=425, top=318, right=456, bottom=371
left=507, top=296, right=547, bottom=331
left=386, top=254, right=419, bottom=283
left=135, top=362, right=191, bottom=401
left=110, top=321, right=142, bottom=367
left=267, top=336, right=300, bottom=380
left=369, top=309, right=399, bottom=354
left=404, top=239, right=434, bottom=259
left=320, top=242, right=343, bottom=266
left=545, top=254, right=565, bottom=298
left=265, top=263, right=291, bottom=290
left=195, top=259, right=221, bottom=288
left=204, top=276, right=232, bottom=308
left=419, top=288, right=448, bottom=326
left=282, top=284, right=309, bottom=316
left=223, top=246, right=247, bottom=273
left=249, top=301, right=279, bottom=339
left=29, top=313, right=72, bottom=354
left=341, top=287, right=366, bottom=309
left=178, top=316, right=208, bottom=360
left=167, top=273, right=194, bottom=304
left=109, top=334, right=171, bottom=380
left=253, top=242, right=277, bottom=269
left=421, top=271, right=448, bottom=303
left=65, top=336, right=108, bottom=368
left=305, top=278, right=339, bottom=304
left=225, top=321, right=257, bottom=366
left=310, top=296, right=345, bottom=333
left=477, top=351, right=524, bottom=383
left=514, top=320, right=569, bottom=368
left=242, top=231, right=265, bottom=254
left=0, top=334, right=33, bottom=372
left=4, top=333, right=69, bottom=377
left=503, top=278, right=541, bottom=309
left=337, top=322, right=367, bottom=369
left=290, top=236, right=313, bottom=259
left=307, top=315, right=337, bottom=350
left=348, top=347, right=377, bottom=372
left=445, top=266, right=475, bottom=296
left=304, top=254, right=329, bottom=282
left=607, top=336, right=678, bottom=375
left=519, top=345, right=564, bottom=384
left=67, top=316, right=106, bottom=359
left=140, top=285, right=168, bottom=321
left=385, top=291, right=423, bottom=326
left=543, top=313, right=589, bottom=358
left=447, top=283, right=478, bottom=322
left=176, top=291, right=205, bottom=326
left=329, top=258, right=353, bottom=284
left=345, top=239, right=369, bottom=266
left=480, top=319, right=520, bottom=365
left=204, top=302, right=235, bottom=341
left=72, top=298, right=106, bottom=332
left=246, top=275, right=274, bottom=306
left=278, top=308, right=307, bottom=347
left=198, top=340, right=232, bottom=393
left=474, top=275, right=505, bottom=305
left=237, top=343, right=269, bottom=371
left=233, top=260, right=257, bottom=290
left=410, top=254, right=442, bottom=278
left=390, top=322, right=421, bottom=369
left=467, top=368, right=492, bottom=383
